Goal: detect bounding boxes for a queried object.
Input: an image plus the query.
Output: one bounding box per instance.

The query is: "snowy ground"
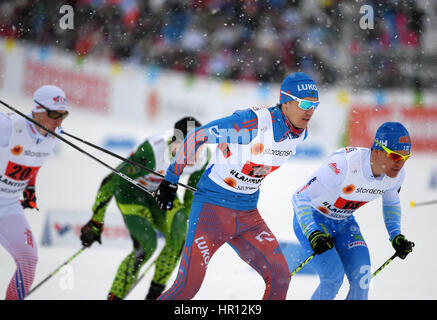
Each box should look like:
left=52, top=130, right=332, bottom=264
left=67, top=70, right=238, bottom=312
left=1, top=96, right=437, bottom=300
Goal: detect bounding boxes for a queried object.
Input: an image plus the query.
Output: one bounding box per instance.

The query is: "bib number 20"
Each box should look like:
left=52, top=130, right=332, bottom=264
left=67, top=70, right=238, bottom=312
left=5, top=161, right=40, bottom=181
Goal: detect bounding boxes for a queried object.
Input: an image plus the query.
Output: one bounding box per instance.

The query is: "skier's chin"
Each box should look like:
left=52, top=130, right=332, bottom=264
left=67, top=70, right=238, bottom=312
left=386, top=168, right=401, bottom=178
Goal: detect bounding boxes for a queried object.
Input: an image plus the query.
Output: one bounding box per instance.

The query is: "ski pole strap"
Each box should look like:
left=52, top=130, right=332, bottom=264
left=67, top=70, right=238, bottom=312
left=290, top=253, right=315, bottom=278
left=371, top=253, right=398, bottom=278
left=26, top=247, right=87, bottom=297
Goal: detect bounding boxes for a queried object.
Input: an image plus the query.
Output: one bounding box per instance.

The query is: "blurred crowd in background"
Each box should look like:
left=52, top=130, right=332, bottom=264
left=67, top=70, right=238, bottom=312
left=0, top=0, right=436, bottom=90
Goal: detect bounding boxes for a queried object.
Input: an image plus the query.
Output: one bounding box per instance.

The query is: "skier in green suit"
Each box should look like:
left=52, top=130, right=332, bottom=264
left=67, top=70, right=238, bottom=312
left=79, top=117, right=210, bottom=300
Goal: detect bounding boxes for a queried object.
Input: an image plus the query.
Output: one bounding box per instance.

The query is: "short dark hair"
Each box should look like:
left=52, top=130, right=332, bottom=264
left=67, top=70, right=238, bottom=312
left=171, top=116, right=202, bottom=142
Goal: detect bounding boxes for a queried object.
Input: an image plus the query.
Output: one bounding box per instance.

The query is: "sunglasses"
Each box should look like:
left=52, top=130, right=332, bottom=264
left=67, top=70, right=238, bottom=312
left=34, top=100, right=69, bottom=120
left=280, top=91, right=320, bottom=110
left=374, top=140, right=411, bottom=162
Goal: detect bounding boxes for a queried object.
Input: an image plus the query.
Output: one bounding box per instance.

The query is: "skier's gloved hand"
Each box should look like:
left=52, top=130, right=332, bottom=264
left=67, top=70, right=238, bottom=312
left=80, top=219, right=104, bottom=247
left=308, top=230, right=335, bottom=255
left=20, top=186, right=38, bottom=210
left=392, top=234, right=414, bottom=259
left=154, top=180, right=178, bottom=211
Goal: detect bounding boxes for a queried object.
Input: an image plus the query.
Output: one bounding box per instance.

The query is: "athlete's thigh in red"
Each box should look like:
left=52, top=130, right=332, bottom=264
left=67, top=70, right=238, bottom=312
left=228, top=209, right=291, bottom=300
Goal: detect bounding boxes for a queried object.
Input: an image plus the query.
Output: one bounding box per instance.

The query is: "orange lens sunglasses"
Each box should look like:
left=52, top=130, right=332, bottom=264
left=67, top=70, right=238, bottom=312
left=374, top=140, right=411, bottom=161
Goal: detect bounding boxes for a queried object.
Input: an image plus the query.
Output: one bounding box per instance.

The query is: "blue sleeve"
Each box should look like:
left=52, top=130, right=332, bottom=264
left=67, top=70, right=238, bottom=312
left=382, top=202, right=402, bottom=242
left=164, top=108, right=259, bottom=184
left=382, top=169, right=405, bottom=241
left=292, top=189, right=319, bottom=238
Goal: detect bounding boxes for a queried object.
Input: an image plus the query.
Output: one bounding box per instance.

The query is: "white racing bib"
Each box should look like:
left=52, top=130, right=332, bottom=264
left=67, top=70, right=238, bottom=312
left=207, top=107, right=305, bottom=194
left=0, top=114, right=57, bottom=198
left=310, top=147, right=402, bottom=220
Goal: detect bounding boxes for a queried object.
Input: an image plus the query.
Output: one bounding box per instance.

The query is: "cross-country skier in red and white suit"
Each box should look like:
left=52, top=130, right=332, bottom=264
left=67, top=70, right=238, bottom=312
left=154, top=72, right=320, bottom=299
left=0, top=85, right=68, bottom=299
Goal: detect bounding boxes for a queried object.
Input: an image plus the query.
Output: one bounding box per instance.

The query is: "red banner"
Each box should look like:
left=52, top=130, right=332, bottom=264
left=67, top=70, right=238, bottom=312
left=23, top=60, right=110, bottom=113
left=348, top=105, right=437, bottom=153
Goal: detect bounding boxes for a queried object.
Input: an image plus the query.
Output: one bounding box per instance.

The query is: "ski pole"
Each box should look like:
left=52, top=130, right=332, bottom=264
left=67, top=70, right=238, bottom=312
left=0, top=99, right=154, bottom=197
left=410, top=199, right=437, bottom=208
left=124, top=260, right=157, bottom=299
left=61, top=129, right=197, bottom=193
left=371, top=253, right=398, bottom=278
left=372, top=241, right=415, bottom=278
left=290, top=253, right=315, bottom=278
left=292, top=251, right=398, bottom=279
left=26, top=246, right=87, bottom=298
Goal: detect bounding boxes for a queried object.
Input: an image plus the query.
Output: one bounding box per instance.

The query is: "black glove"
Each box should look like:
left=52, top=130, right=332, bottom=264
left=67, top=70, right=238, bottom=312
left=21, top=186, right=38, bottom=210
left=309, top=230, right=335, bottom=255
left=154, top=180, right=178, bottom=211
left=80, top=219, right=104, bottom=247
left=392, top=234, right=414, bottom=259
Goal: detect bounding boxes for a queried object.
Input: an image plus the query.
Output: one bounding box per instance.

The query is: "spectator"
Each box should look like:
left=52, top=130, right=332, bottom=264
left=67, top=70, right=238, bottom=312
left=0, top=0, right=432, bottom=89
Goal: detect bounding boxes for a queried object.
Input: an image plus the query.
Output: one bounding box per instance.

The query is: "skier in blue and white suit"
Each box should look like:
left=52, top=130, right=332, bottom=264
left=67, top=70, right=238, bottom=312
left=291, top=122, right=414, bottom=300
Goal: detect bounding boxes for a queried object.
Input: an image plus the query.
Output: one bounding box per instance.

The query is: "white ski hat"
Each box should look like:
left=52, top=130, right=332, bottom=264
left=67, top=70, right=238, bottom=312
left=33, top=85, right=68, bottom=113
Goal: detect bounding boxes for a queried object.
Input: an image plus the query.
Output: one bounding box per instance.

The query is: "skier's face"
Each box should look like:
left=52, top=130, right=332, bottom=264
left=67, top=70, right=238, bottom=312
left=171, top=141, right=180, bottom=157
left=282, top=96, right=317, bottom=129
left=32, top=110, right=67, bottom=135
left=374, top=149, right=409, bottom=178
